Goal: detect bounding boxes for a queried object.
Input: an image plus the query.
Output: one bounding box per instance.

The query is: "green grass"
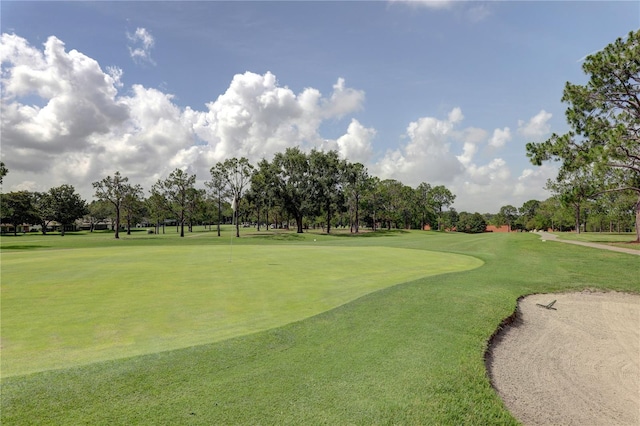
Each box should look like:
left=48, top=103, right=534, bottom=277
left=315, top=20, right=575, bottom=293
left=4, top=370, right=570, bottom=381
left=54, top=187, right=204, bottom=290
left=1, top=240, right=480, bottom=377
left=2, top=228, right=639, bottom=424
left=552, top=231, right=640, bottom=250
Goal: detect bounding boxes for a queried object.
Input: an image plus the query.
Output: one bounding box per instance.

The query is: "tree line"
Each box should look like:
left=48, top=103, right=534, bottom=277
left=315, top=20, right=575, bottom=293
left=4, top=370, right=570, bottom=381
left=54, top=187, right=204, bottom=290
left=2, top=147, right=637, bottom=237
left=0, top=148, right=462, bottom=237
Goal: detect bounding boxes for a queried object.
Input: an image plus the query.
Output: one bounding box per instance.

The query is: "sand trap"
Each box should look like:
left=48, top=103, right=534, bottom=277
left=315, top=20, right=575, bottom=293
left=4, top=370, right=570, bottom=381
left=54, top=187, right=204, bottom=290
left=487, top=291, right=640, bottom=426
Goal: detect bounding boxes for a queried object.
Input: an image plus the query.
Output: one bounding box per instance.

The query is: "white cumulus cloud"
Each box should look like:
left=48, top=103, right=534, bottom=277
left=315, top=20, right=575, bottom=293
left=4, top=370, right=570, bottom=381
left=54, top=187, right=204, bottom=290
left=0, top=32, right=558, bottom=213
left=0, top=34, right=129, bottom=175
left=489, top=127, right=511, bottom=148
left=0, top=34, right=368, bottom=197
left=188, top=71, right=365, bottom=163
left=372, top=108, right=465, bottom=185
left=518, top=110, right=552, bottom=140
left=334, top=119, right=376, bottom=164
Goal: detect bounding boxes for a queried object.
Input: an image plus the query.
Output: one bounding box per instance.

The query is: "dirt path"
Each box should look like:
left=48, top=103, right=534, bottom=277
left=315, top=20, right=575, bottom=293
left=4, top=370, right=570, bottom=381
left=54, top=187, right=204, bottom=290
left=537, top=231, right=640, bottom=256
left=487, top=291, right=640, bottom=425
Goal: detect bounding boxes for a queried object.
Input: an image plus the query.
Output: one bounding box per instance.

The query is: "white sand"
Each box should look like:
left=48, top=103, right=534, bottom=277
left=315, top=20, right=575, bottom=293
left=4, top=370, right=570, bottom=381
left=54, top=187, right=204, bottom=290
left=487, top=291, right=640, bottom=426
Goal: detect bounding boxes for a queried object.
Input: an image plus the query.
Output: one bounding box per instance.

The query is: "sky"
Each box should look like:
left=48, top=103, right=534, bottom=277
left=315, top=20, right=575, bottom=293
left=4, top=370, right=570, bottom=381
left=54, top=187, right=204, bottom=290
left=1, top=1, right=638, bottom=213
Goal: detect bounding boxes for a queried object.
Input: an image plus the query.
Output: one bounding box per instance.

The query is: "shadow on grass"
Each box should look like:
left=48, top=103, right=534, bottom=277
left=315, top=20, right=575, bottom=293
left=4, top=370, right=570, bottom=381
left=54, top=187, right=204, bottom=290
left=330, top=229, right=410, bottom=238
left=1, top=245, right=51, bottom=251
left=246, top=232, right=306, bottom=241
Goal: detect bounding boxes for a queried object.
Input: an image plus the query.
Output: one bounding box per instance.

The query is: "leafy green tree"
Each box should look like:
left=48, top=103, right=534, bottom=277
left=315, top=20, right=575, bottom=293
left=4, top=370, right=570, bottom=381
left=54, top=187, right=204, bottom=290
left=361, top=176, right=382, bottom=231
left=251, top=158, right=283, bottom=231
left=272, top=147, right=313, bottom=233
left=545, top=168, right=599, bottom=234
left=246, top=164, right=267, bottom=232
left=344, top=162, right=370, bottom=233
left=185, top=188, right=207, bottom=232
left=206, top=166, right=229, bottom=236
left=415, top=182, right=435, bottom=230
left=518, top=199, right=541, bottom=231
left=86, top=200, right=113, bottom=232
left=496, top=205, right=518, bottom=231
left=145, top=192, right=169, bottom=234
left=599, top=190, right=637, bottom=232
left=430, top=185, right=456, bottom=231
left=48, top=185, right=88, bottom=236
left=377, top=179, right=402, bottom=230
left=441, top=208, right=459, bottom=231
left=32, top=191, right=55, bottom=235
left=457, top=212, right=486, bottom=233
left=93, top=171, right=131, bottom=239
left=151, top=169, right=196, bottom=238
left=527, top=30, right=640, bottom=241
left=398, top=184, right=417, bottom=229
left=121, top=184, right=144, bottom=235
left=212, top=158, right=254, bottom=237
left=0, top=191, right=37, bottom=235
left=538, top=197, right=573, bottom=232
left=309, top=149, right=344, bottom=234
left=0, top=161, right=7, bottom=184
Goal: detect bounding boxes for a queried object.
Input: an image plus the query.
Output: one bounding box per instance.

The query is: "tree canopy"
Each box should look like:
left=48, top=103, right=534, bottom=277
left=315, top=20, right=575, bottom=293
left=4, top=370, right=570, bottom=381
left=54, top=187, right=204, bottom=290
left=0, top=162, right=7, bottom=185
left=92, top=172, right=131, bottom=239
left=527, top=29, right=640, bottom=241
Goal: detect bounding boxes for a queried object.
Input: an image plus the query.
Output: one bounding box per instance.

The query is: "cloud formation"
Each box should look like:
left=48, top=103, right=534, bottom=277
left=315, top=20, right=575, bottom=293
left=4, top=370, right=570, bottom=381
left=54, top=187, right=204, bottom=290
left=489, top=127, right=512, bottom=148
left=0, top=33, right=555, bottom=212
left=371, top=108, right=556, bottom=211
left=518, top=109, right=552, bottom=139
left=0, top=34, right=369, bottom=196
left=391, top=0, right=454, bottom=10
left=127, top=27, right=155, bottom=64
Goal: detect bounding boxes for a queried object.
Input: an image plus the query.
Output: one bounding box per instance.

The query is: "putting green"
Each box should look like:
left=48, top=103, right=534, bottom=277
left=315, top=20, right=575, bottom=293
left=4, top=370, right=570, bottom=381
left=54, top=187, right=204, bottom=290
left=1, top=245, right=482, bottom=377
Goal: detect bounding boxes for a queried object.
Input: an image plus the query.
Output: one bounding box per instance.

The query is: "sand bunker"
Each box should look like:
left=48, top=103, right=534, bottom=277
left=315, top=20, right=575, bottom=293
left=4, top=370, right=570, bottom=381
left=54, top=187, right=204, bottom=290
left=487, top=291, right=640, bottom=426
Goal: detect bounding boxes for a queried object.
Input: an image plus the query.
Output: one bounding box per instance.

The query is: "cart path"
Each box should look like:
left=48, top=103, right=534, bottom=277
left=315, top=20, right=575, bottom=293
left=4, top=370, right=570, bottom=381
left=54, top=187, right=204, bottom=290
left=536, top=231, right=640, bottom=256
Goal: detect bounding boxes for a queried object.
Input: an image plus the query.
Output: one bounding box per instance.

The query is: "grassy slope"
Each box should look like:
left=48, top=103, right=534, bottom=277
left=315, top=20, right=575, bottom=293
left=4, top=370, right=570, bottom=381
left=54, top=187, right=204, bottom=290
left=2, top=229, right=639, bottom=425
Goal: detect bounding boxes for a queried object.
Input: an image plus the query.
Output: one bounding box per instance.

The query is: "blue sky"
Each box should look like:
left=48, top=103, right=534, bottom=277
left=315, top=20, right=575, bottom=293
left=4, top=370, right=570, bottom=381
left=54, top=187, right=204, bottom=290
left=1, top=1, right=638, bottom=212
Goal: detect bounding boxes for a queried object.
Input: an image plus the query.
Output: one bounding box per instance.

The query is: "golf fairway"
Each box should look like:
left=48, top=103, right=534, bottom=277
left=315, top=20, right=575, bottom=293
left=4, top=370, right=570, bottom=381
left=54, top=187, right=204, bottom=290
left=1, top=244, right=482, bottom=377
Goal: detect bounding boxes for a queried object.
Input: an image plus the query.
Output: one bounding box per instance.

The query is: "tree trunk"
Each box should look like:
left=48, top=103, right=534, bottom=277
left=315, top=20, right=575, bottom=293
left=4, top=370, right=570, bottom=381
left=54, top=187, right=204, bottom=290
left=574, top=204, right=581, bottom=234
left=114, top=207, right=120, bottom=239
left=235, top=210, right=240, bottom=238
left=634, top=195, right=640, bottom=242
left=354, top=197, right=359, bottom=233
left=326, top=202, right=331, bottom=234
left=296, top=213, right=303, bottom=233
left=217, top=196, right=221, bottom=237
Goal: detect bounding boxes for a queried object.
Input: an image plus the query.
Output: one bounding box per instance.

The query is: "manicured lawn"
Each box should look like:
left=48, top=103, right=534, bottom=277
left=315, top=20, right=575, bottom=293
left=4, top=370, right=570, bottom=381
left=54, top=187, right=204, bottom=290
left=2, top=229, right=638, bottom=424
left=1, top=239, right=480, bottom=377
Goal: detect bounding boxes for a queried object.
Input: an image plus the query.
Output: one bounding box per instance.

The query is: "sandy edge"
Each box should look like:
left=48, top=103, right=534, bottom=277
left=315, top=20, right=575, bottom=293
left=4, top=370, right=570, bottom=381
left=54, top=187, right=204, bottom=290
left=485, top=291, right=640, bottom=426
